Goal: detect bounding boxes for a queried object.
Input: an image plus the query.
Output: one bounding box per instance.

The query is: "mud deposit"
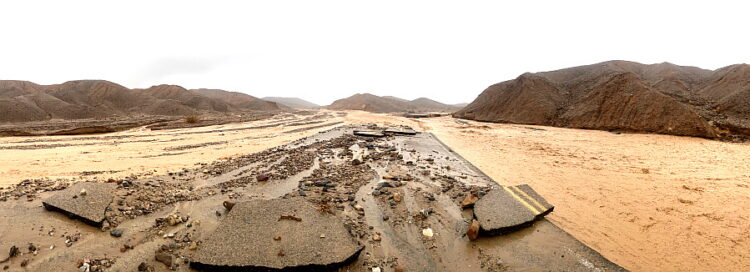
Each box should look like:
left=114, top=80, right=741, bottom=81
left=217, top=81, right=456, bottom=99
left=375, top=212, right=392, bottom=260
left=0, top=125, right=623, bottom=272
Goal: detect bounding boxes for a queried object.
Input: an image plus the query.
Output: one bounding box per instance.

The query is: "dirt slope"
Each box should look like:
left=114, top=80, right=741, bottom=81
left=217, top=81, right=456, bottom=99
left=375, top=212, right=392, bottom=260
left=327, top=93, right=460, bottom=113
left=455, top=60, right=750, bottom=139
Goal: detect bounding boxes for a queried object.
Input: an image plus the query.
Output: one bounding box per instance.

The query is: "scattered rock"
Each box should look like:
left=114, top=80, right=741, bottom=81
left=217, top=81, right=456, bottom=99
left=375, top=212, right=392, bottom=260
left=461, top=194, right=479, bottom=209
left=109, top=228, right=124, bottom=238
left=155, top=251, right=174, bottom=268
left=279, top=214, right=302, bottom=221
left=223, top=200, right=236, bottom=211
left=393, top=192, right=402, bottom=202
left=395, top=262, right=405, bottom=272
left=256, top=174, right=270, bottom=182
left=422, top=228, right=434, bottom=238
left=467, top=219, right=480, bottom=241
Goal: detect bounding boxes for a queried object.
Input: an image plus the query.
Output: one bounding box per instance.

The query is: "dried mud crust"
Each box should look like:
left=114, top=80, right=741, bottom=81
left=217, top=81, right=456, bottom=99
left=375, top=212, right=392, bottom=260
left=0, top=125, right=625, bottom=272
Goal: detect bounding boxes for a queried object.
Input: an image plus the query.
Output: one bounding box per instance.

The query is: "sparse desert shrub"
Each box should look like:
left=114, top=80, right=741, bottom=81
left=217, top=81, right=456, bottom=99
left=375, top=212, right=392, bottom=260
left=185, top=115, right=200, bottom=124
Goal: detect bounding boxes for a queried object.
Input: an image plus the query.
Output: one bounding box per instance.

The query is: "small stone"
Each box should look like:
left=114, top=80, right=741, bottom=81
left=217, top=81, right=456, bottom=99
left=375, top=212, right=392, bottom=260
left=274, top=236, right=281, bottom=241
left=223, top=201, right=236, bottom=211
left=395, top=262, right=405, bottom=272
left=256, top=174, right=270, bottom=182
left=372, top=189, right=381, bottom=196
left=372, top=234, right=381, bottom=241
left=137, top=262, right=149, bottom=271
left=79, top=189, right=87, bottom=196
left=155, top=251, right=174, bottom=268
left=8, top=246, right=18, bottom=258
left=189, top=242, right=198, bottom=250
left=320, top=234, right=326, bottom=238
left=467, top=219, right=480, bottom=241
left=382, top=215, right=389, bottom=221
left=461, top=194, right=479, bottom=209
left=166, top=214, right=182, bottom=226
left=110, top=228, right=124, bottom=238
left=372, top=267, right=382, bottom=272
left=393, top=192, right=402, bottom=202
left=354, top=204, right=364, bottom=211
left=422, top=228, right=434, bottom=238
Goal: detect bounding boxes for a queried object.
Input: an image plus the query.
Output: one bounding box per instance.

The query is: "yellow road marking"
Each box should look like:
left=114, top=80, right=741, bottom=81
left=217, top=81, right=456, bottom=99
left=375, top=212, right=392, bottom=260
left=510, top=186, right=546, bottom=212
left=503, top=186, right=541, bottom=215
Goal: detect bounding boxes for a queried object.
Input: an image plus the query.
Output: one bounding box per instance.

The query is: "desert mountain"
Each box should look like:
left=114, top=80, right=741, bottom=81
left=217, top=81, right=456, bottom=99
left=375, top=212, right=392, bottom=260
left=0, top=80, right=282, bottom=123
left=262, top=97, right=320, bottom=109
left=326, top=93, right=460, bottom=113
left=191, top=89, right=282, bottom=111
left=454, top=60, right=750, bottom=138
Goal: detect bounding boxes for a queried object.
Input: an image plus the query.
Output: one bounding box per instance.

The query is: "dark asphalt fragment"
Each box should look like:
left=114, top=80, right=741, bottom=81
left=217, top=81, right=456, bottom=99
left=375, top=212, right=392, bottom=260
left=190, top=198, right=363, bottom=271
left=473, top=184, right=554, bottom=235
left=42, top=182, right=116, bottom=227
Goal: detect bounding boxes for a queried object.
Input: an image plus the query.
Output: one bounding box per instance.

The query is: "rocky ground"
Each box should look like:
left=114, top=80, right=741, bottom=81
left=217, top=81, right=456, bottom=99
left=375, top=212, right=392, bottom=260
left=0, top=124, right=622, bottom=271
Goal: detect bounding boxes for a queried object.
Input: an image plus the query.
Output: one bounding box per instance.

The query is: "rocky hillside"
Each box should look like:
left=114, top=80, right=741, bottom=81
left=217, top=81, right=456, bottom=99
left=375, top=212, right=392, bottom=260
left=326, top=93, right=460, bottom=113
left=262, top=97, right=320, bottom=109
left=191, top=88, right=282, bottom=111
left=0, top=80, right=283, bottom=123
left=454, top=61, right=750, bottom=139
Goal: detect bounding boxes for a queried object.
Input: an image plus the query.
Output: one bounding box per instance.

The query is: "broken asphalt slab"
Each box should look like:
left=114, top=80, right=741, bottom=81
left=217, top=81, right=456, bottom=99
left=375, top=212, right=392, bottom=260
left=383, top=127, right=417, bottom=135
left=353, top=130, right=385, bottom=137
left=473, top=184, right=554, bottom=235
left=191, top=198, right=363, bottom=271
left=42, top=182, right=116, bottom=227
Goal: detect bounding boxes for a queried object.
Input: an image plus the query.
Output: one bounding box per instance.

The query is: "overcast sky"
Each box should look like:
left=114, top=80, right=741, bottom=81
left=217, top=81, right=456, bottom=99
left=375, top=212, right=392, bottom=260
left=1, top=1, right=748, bottom=105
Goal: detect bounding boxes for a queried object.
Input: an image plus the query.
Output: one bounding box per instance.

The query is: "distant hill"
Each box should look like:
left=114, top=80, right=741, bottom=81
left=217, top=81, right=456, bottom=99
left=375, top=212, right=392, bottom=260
left=262, top=97, right=320, bottom=109
left=0, top=80, right=283, bottom=123
left=326, top=93, right=460, bottom=113
left=191, top=89, right=282, bottom=111
left=454, top=60, right=750, bottom=139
